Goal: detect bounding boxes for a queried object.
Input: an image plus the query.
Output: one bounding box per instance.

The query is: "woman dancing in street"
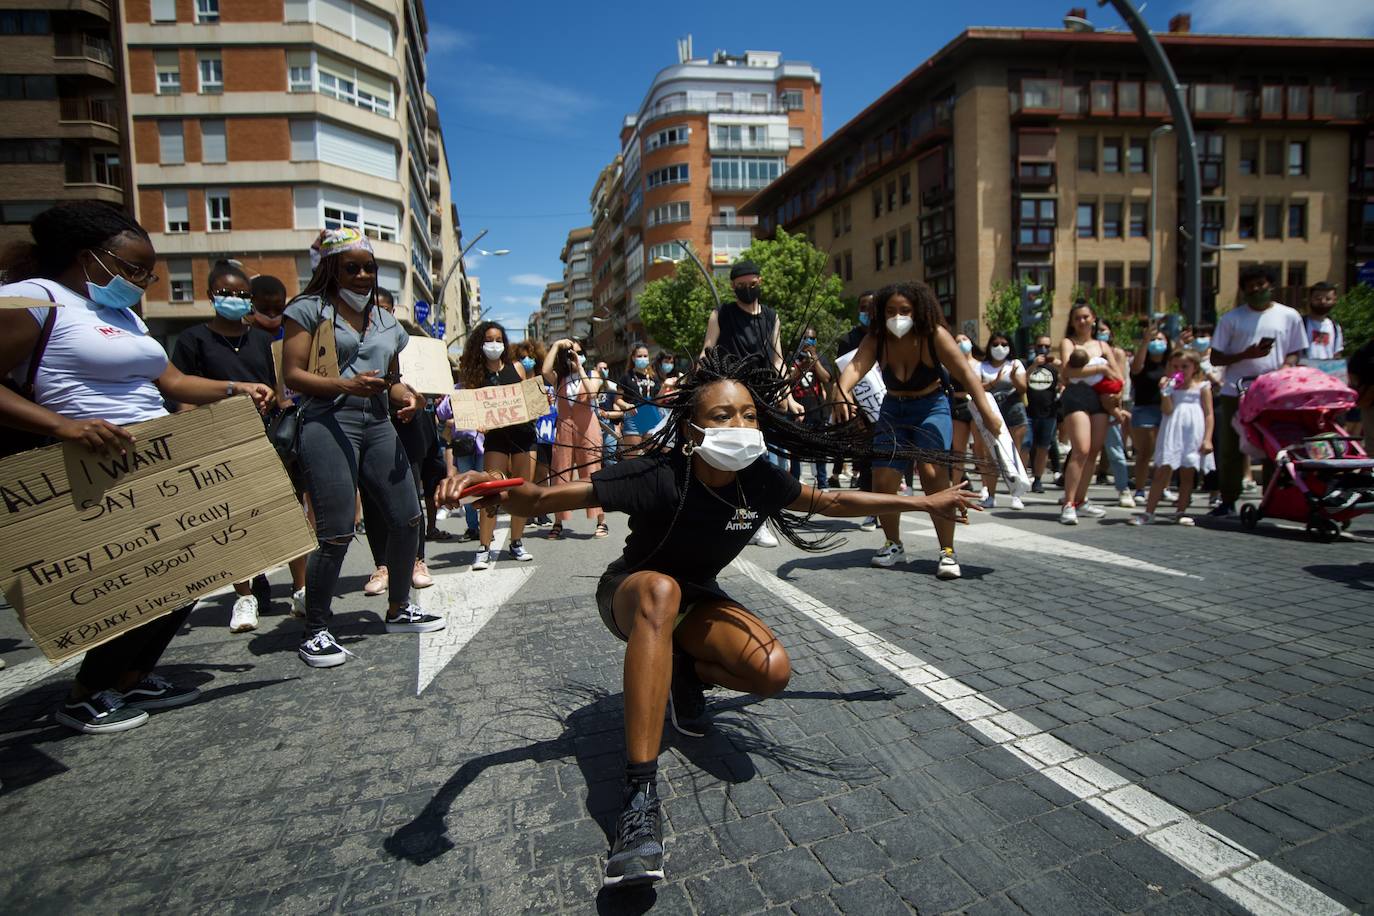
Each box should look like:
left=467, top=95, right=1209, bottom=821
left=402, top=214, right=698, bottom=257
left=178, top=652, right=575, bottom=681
left=439, top=350, right=981, bottom=889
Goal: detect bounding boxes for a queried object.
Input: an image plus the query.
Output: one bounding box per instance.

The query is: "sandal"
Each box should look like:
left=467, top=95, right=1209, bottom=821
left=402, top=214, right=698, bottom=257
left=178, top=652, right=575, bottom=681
left=594, top=522, right=609, bottom=538
left=427, top=528, right=455, bottom=542
left=548, top=523, right=563, bottom=540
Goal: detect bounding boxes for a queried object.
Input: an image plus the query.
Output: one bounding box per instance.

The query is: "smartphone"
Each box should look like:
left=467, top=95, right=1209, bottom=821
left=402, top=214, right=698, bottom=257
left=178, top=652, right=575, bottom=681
left=1260, top=336, right=1276, bottom=348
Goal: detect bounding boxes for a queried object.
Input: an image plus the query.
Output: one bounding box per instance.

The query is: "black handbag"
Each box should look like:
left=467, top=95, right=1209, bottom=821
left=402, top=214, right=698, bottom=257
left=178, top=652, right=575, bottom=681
left=268, top=403, right=301, bottom=462
left=1, top=291, right=59, bottom=459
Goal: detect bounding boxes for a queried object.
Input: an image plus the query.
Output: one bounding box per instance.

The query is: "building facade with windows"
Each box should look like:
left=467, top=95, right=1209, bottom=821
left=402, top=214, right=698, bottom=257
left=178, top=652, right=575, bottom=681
left=120, top=0, right=463, bottom=342
left=0, top=2, right=132, bottom=249
left=560, top=225, right=594, bottom=341
left=744, top=20, right=1374, bottom=338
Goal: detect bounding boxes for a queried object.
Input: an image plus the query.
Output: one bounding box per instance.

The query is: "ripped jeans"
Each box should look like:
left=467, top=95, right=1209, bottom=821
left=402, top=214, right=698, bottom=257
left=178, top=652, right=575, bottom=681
left=298, top=399, right=421, bottom=635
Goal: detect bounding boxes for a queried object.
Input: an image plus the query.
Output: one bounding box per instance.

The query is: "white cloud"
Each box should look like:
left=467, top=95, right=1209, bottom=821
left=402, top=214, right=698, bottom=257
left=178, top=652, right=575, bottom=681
left=426, top=25, right=474, bottom=53
left=509, top=273, right=554, bottom=288
left=1191, top=0, right=1374, bottom=36
left=438, top=62, right=599, bottom=127
left=499, top=294, right=540, bottom=307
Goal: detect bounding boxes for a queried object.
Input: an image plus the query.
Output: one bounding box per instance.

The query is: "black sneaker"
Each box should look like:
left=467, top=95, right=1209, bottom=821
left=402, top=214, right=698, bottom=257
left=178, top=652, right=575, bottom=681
left=827, top=475, right=840, bottom=488
left=55, top=689, right=149, bottom=734
left=1031, top=478, right=1045, bottom=494
left=299, top=629, right=353, bottom=667
left=385, top=603, right=446, bottom=633
left=603, top=782, right=665, bottom=888
left=1207, top=501, right=1235, bottom=518
left=460, top=528, right=479, bottom=542
left=668, top=653, right=709, bottom=738
left=121, top=673, right=201, bottom=711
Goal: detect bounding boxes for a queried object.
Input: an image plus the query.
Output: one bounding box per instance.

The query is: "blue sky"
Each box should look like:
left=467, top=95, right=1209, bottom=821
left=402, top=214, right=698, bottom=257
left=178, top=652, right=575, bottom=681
left=424, top=0, right=1374, bottom=336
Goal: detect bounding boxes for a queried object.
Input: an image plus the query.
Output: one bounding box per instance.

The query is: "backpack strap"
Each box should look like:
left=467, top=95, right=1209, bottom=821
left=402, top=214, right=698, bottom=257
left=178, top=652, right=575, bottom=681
left=21, top=286, right=58, bottom=398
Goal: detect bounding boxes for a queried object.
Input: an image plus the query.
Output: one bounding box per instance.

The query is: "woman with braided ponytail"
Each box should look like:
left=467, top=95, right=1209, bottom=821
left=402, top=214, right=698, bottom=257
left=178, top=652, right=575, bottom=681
left=437, top=349, right=981, bottom=890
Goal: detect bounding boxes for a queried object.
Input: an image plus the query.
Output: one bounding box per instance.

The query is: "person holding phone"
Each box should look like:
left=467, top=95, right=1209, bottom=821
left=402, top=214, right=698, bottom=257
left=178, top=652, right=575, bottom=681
left=1207, top=265, right=1307, bottom=517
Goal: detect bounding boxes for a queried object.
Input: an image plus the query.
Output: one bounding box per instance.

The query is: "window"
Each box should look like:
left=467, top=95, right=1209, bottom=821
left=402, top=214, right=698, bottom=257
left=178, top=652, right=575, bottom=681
left=1102, top=137, right=1121, bottom=173
left=833, top=255, right=842, bottom=276
left=1263, top=201, right=1282, bottom=239
left=1238, top=201, right=1257, bottom=239
left=288, top=55, right=313, bottom=92
left=900, top=227, right=913, bottom=262
left=709, top=157, right=781, bottom=190
left=887, top=234, right=898, bottom=266
left=843, top=251, right=853, bottom=281
left=291, top=120, right=397, bottom=180
left=163, top=190, right=189, bottom=232
left=1239, top=139, right=1259, bottom=175
left=1201, top=201, right=1224, bottom=247
left=842, top=203, right=852, bottom=233
left=645, top=125, right=688, bottom=151
left=874, top=239, right=884, bottom=271
left=0, top=200, right=57, bottom=223
left=201, top=119, right=226, bottom=163
left=789, top=127, right=804, bottom=148
left=1127, top=138, right=1146, bottom=173
left=886, top=181, right=897, bottom=212
left=151, top=0, right=176, bottom=22
left=1103, top=263, right=1124, bottom=290
left=1286, top=262, right=1306, bottom=290
left=712, top=228, right=751, bottom=261
left=158, top=120, right=184, bottom=164
left=169, top=260, right=194, bottom=301
left=197, top=53, right=222, bottom=94
left=206, top=190, right=231, bottom=231
left=750, top=93, right=769, bottom=111
left=1103, top=201, right=1123, bottom=238
left=1264, top=139, right=1283, bottom=176
left=1077, top=262, right=1097, bottom=290
left=1078, top=134, right=1096, bottom=172
left=0, top=139, right=61, bottom=163
left=646, top=164, right=689, bottom=188
left=715, top=91, right=732, bottom=109
left=781, top=90, right=803, bottom=111
left=1077, top=201, right=1096, bottom=238
left=1019, top=198, right=1056, bottom=246
left=1287, top=201, right=1307, bottom=239
left=900, top=172, right=912, bottom=206
left=0, top=75, right=57, bottom=99
left=195, top=0, right=219, bottom=23
left=306, top=0, right=393, bottom=52
left=92, top=151, right=120, bottom=186
left=872, top=187, right=882, bottom=219
left=316, top=56, right=393, bottom=116
left=832, top=209, right=842, bottom=239
left=647, top=242, right=682, bottom=264
left=154, top=51, right=180, bottom=95
left=1129, top=263, right=1148, bottom=291
left=647, top=201, right=690, bottom=226
left=1287, top=140, right=1307, bottom=177
left=1129, top=201, right=1147, bottom=238
left=0, top=11, right=50, bottom=33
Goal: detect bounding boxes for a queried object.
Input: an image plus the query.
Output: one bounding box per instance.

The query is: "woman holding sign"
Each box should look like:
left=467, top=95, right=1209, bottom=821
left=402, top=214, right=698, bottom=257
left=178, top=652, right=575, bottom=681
left=836, top=282, right=1001, bottom=580
left=457, top=321, right=536, bottom=569
left=0, top=202, right=274, bottom=732
left=280, top=228, right=444, bottom=670
left=543, top=338, right=609, bottom=539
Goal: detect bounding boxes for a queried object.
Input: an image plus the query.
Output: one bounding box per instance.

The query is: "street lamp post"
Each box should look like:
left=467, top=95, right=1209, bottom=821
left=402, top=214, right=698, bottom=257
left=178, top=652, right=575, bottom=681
left=660, top=239, right=722, bottom=309
left=1147, top=123, right=1173, bottom=316
left=430, top=227, right=508, bottom=340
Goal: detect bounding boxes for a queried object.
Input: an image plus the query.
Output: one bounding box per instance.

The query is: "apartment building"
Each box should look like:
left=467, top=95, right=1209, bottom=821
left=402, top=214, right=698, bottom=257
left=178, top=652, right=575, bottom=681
left=0, top=2, right=131, bottom=250
left=119, top=0, right=464, bottom=342
left=744, top=17, right=1374, bottom=338
left=540, top=280, right=567, bottom=340
left=560, top=225, right=594, bottom=342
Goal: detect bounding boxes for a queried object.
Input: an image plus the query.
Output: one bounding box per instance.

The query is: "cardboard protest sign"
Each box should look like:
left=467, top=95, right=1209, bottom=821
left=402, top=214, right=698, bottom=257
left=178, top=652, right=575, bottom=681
left=399, top=337, right=456, bottom=395
left=0, top=296, right=63, bottom=310
left=0, top=398, right=317, bottom=662
left=270, top=339, right=285, bottom=400
left=307, top=315, right=338, bottom=379
left=835, top=348, right=887, bottom=422
left=451, top=378, right=548, bottom=431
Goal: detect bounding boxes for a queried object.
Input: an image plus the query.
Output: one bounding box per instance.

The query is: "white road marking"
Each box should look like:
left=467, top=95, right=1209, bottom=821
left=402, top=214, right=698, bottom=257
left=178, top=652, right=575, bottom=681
left=732, top=558, right=1350, bottom=916
left=416, top=521, right=536, bottom=695
left=899, top=517, right=1202, bottom=579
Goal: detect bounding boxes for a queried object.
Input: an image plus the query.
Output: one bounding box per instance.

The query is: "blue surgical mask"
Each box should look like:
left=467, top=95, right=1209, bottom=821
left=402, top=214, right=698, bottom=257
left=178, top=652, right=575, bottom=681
left=520, top=356, right=535, bottom=371
left=1096, top=332, right=1112, bottom=342
left=803, top=337, right=817, bottom=347
left=1193, top=337, right=1210, bottom=351
left=1147, top=340, right=1167, bottom=356
left=633, top=357, right=650, bottom=370
left=957, top=340, right=973, bottom=355
left=858, top=312, right=871, bottom=327
left=660, top=362, right=675, bottom=373
left=212, top=295, right=252, bottom=321
left=84, top=252, right=144, bottom=311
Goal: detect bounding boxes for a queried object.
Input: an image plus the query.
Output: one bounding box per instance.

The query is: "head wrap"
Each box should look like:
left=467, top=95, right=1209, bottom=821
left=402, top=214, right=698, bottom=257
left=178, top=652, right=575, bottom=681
left=309, top=227, right=374, bottom=270
left=729, top=260, right=760, bottom=281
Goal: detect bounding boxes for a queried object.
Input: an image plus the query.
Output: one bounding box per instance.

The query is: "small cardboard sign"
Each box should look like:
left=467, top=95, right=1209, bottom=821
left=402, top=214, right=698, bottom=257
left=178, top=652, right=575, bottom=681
left=399, top=337, right=456, bottom=395
left=836, top=348, right=887, bottom=423
left=307, top=316, right=338, bottom=379
left=270, top=339, right=285, bottom=400
left=0, top=296, right=63, bottom=311
left=451, top=378, right=548, bottom=431
left=0, top=398, right=317, bottom=661
left=1302, top=358, right=1349, bottom=386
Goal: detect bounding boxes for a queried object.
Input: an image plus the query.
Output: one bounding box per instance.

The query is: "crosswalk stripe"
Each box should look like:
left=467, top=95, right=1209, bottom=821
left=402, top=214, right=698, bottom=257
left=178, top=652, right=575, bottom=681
left=731, top=557, right=1349, bottom=916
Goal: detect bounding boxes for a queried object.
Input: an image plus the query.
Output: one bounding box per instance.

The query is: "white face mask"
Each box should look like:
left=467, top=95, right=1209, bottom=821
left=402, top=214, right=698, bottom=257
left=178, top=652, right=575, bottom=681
left=689, top=423, right=767, bottom=472
left=886, top=315, right=913, bottom=338
left=481, top=341, right=505, bottom=360
left=989, top=345, right=1010, bottom=361
left=338, top=287, right=371, bottom=312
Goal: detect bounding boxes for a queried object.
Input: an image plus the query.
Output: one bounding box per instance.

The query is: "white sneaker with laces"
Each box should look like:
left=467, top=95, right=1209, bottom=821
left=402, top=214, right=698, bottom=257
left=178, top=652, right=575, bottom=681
left=936, top=548, right=962, bottom=580
left=871, top=540, right=905, bottom=567
left=1009, top=496, right=1025, bottom=511
left=1163, top=487, right=1178, bottom=503
left=435, top=508, right=449, bottom=521
left=229, top=595, right=259, bottom=633
left=290, top=588, right=306, bottom=619
left=385, top=603, right=446, bottom=633
left=859, top=516, right=878, bottom=531
left=750, top=526, right=778, bottom=548
left=508, top=540, right=534, bottom=562
left=1118, top=491, right=1137, bottom=508
left=1060, top=504, right=1079, bottom=525
left=298, top=630, right=354, bottom=668
left=471, top=548, right=492, bottom=571
left=1079, top=501, right=1106, bottom=518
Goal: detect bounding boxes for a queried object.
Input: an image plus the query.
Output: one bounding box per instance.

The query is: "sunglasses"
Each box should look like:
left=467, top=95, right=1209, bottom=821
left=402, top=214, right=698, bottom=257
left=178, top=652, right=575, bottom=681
left=732, top=284, right=760, bottom=292
left=342, top=261, right=378, bottom=276
left=210, top=288, right=249, bottom=298
left=98, top=248, right=159, bottom=286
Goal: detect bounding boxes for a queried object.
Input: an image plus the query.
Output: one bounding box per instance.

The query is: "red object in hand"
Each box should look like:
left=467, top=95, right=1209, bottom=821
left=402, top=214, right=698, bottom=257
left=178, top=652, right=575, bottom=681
left=458, top=477, right=525, bottom=504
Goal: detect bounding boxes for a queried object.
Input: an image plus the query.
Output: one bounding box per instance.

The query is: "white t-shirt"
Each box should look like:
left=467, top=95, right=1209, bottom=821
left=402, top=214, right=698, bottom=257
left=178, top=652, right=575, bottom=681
left=1304, top=315, right=1344, bottom=360
left=2, top=278, right=169, bottom=425
left=1213, top=301, right=1307, bottom=397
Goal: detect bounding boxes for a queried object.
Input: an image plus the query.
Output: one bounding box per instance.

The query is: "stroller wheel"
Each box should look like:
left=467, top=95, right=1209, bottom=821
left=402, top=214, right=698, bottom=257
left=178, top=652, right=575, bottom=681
left=1239, top=503, right=1260, bottom=530
left=1306, top=518, right=1340, bottom=543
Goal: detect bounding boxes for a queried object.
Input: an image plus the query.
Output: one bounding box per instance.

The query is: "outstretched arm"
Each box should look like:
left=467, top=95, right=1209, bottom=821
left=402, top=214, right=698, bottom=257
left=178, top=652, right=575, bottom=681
left=788, top=481, right=981, bottom=523
left=435, top=470, right=599, bottom=516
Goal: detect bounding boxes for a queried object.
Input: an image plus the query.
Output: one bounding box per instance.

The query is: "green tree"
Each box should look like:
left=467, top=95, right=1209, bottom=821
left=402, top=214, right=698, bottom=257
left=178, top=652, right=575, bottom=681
left=739, top=227, right=848, bottom=357
left=637, top=245, right=729, bottom=358
left=1333, top=283, right=1374, bottom=354
left=984, top=280, right=1022, bottom=337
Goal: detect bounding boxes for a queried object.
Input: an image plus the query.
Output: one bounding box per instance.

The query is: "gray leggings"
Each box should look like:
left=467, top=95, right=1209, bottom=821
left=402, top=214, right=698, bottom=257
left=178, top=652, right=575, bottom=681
left=298, top=400, right=421, bottom=634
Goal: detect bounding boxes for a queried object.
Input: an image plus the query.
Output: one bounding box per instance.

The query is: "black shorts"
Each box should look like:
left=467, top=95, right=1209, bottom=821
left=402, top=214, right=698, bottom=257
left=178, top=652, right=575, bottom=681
left=596, top=570, right=732, bottom=642
left=536, top=441, right=553, bottom=467
left=1060, top=383, right=1106, bottom=417
left=949, top=394, right=972, bottom=424
left=483, top=422, right=536, bottom=456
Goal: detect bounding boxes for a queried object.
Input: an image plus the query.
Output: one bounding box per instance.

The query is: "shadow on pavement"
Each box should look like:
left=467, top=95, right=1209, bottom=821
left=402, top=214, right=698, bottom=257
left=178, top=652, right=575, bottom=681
left=1303, top=561, right=1374, bottom=591
left=776, top=548, right=994, bottom=580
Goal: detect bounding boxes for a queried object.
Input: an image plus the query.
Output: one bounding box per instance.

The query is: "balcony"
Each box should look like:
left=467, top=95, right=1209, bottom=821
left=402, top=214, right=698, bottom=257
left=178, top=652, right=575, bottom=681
left=709, top=177, right=776, bottom=192
left=1010, top=79, right=1063, bottom=116
left=920, top=184, right=954, bottom=209
left=427, top=168, right=439, bottom=196
left=1016, top=161, right=1055, bottom=189
left=58, top=96, right=117, bottom=126
left=54, top=32, right=113, bottom=66
left=921, top=233, right=954, bottom=268
left=708, top=136, right=790, bottom=154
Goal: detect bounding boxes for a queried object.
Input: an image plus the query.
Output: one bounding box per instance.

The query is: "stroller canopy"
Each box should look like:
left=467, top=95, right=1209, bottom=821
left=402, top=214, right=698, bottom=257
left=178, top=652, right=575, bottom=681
left=1238, top=366, right=1356, bottom=424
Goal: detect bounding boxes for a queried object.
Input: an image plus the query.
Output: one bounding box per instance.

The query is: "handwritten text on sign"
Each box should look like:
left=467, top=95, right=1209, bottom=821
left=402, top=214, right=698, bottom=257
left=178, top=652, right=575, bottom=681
left=0, top=398, right=317, bottom=661
left=450, top=378, right=548, bottom=432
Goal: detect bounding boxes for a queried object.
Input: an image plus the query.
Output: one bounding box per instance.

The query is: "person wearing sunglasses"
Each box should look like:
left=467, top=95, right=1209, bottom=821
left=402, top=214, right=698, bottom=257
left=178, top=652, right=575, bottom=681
left=280, top=228, right=444, bottom=669
left=0, top=202, right=275, bottom=734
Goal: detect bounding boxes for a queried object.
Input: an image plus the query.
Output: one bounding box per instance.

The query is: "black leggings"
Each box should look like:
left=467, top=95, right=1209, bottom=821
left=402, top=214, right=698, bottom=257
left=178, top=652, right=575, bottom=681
left=363, top=460, right=426, bottom=566
left=76, top=604, right=194, bottom=693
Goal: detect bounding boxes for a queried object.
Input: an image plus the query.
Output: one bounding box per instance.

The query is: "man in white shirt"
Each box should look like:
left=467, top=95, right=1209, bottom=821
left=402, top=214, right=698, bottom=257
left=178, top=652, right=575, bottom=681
left=1303, top=282, right=1344, bottom=360
left=1208, top=265, right=1308, bottom=517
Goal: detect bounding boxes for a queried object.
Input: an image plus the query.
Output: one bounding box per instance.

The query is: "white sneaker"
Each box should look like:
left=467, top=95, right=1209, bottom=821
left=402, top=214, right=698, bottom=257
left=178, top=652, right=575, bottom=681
left=1163, top=487, right=1179, bottom=503
left=1118, top=491, right=1136, bottom=508
left=508, top=540, right=534, bottom=562
left=290, top=587, right=306, bottom=619
left=1060, top=504, right=1079, bottom=525
left=1079, top=501, right=1107, bottom=518
left=978, top=487, right=989, bottom=500
left=936, top=548, right=961, bottom=580
left=1129, top=513, right=1154, bottom=526
left=871, top=540, right=906, bottom=567
left=229, top=595, right=259, bottom=633
left=471, top=548, right=491, bottom=571
left=978, top=495, right=996, bottom=510
left=435, top=508, right=449, bottom=521
left=1009, top=496, right=1025, bottom=511
left=750, top=526, right=778, bottom=548
left=859, top=516, right=878, bottom=531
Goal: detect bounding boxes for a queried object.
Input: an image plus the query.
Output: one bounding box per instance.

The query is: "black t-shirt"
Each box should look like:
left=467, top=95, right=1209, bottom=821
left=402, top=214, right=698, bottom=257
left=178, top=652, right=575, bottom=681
left=618, top=370, right=660, bottom=406
left=1131, top=359, right=1168, bottom=407
left=1025, top=362, right=1059, bottom=419
left=790, top=356, right=829, bottom=424
left=170, top=323, right=276, bottom=388
left=714, top=302, right=779, bottom=365
left=837, top=324, right=867, bottom=359
left=592, top=450, right=803, bottom=586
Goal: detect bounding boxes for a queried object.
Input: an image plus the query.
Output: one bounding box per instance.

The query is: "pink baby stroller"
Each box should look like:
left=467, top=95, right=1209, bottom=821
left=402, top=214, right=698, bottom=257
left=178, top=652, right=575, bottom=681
left=1236, top=366, right=1374, bottom=541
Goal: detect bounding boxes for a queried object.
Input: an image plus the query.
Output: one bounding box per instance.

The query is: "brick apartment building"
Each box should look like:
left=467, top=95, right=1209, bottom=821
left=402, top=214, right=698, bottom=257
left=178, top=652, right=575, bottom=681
left=744, top=17, right=1374, bottom=340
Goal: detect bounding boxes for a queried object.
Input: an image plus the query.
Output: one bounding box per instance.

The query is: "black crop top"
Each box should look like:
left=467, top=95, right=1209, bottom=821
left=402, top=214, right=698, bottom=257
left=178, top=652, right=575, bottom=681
left=879, top=336, right=942, bottom=392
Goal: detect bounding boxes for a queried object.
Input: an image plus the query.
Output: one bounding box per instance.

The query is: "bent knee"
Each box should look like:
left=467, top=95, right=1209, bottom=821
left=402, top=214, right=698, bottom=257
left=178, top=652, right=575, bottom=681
left=630, top=575, right=681, bottom=629
left=752, top=647, right=792, bottom=697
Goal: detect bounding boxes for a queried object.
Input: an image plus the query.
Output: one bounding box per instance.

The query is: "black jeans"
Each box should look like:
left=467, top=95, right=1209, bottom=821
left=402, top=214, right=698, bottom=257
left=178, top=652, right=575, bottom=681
left=364, top=459, right=426, bottom=565
left=76, top=604, right=194, bottom=693
left=298, top=400, right=421, bottom=635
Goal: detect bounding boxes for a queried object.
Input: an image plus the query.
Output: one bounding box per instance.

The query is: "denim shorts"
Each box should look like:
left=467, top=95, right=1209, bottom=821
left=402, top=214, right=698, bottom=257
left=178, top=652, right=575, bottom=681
left=1131, top=404, right=1163, bottom=429
left=1029, top=416, right=1058, bottom=449
left=871, top=391, right=952, bottom=469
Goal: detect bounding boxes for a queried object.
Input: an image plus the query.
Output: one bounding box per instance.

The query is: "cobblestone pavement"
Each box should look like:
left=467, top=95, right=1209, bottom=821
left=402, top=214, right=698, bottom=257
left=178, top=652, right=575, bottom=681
left=0, top=484, right=1371, bottom=915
